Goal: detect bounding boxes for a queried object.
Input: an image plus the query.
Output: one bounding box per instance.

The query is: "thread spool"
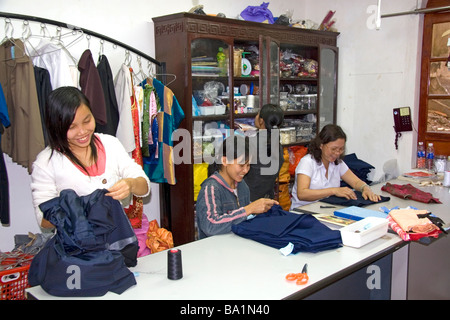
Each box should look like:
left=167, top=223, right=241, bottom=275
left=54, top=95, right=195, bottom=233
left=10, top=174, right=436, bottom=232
left=167, top=249, right=183, bottom=280
left=246, top=95, right=255, bottom=108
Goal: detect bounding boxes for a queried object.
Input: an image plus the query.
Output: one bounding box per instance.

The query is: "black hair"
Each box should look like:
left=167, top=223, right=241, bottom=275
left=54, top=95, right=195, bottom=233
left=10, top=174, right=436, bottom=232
left=259, top=103, right=284, bottom=129
left=258, top=104, right=284, bottom=156
left=45, top=86, right=98, bottom=175
left=308, top=124, right=346, bottom=165
left=208, top=135, right=250, bottom=176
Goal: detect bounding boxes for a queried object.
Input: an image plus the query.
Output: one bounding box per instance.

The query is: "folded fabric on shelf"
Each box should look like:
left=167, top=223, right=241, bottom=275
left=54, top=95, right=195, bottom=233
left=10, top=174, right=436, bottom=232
left=231, top=205, right=342, bottom=254
left=381, top=182, right=441, bottom=204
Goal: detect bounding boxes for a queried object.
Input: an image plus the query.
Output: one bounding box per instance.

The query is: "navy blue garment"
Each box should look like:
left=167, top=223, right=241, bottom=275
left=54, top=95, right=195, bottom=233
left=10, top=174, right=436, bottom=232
left=232, top=205, right=342, bottom=254
left=28, top=189, right=138, bottom=297
left=321, top=191, right=390, bottom=207
left=341, top=153, right=374, bottom=187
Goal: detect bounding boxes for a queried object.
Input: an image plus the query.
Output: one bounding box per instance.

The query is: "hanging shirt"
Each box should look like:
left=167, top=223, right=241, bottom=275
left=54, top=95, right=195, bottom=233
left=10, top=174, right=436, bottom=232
left=0, top=39, right=45, bottom=173
left=144, top=78, right=184, bottom=185
left=114, top=64, right=136, bottom=153
left=25, top=38, right=78, bottom=89
left=78, top=49, right=107, bottom=126
left=96, top=55, right=120, bottom=135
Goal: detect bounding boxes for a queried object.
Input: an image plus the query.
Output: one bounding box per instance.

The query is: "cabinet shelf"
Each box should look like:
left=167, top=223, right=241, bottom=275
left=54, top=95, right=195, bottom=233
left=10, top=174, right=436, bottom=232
left=280, top=76, right=318, bottom=82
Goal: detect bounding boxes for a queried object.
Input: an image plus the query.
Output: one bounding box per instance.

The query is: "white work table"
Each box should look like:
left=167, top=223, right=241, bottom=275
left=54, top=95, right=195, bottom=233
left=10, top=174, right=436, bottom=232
left=26, top=179, right=449, bottom=300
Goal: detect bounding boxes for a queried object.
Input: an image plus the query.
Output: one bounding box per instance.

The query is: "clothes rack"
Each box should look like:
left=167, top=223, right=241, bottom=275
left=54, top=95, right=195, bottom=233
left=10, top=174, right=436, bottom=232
left=0, top=11, right=166, bottom=75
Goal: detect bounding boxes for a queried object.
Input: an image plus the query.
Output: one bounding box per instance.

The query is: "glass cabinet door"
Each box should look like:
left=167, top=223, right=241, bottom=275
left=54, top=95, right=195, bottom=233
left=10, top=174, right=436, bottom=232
left=427, top=22, right=450, bottom=134
left=318, top=45, right=338, bottom=131
left=191, top=37, right=231, bottom=165
left=260, top=36, right=280, bottom=106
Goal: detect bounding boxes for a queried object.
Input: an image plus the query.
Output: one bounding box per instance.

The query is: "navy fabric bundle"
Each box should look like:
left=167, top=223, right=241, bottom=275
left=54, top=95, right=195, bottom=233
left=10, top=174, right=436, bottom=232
left=341, top=153, right=374, bottom=187
left=321, top=191, right=390, bottom=207
left=232, top=205, right=342, bottom=254
left=28, top=189, right=137, bottom=297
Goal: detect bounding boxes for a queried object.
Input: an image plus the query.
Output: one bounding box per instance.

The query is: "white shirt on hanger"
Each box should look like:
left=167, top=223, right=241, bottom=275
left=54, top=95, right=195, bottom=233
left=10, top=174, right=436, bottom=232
left=25, top=38, right=79, bottom=89
left=114, top=64, right=136, bottom=154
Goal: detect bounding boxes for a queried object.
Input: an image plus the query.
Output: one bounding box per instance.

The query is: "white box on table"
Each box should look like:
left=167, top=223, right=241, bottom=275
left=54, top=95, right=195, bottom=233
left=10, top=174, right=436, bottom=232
left=339, top=217, right=389, bottom=248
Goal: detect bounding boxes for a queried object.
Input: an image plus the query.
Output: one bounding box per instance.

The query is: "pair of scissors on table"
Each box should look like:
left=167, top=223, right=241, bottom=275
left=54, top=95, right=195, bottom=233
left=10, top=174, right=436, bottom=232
left=286, top=263, right=309, bottom=285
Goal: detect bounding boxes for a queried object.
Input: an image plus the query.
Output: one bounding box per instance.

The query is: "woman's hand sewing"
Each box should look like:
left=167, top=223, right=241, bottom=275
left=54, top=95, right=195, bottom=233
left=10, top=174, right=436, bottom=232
left=244, top=198, right=279, bottom=216
left=333, top=186, right=357, bottom=200
left=361, top=185, right=381, bottom=202
left=106, top=178, right=134, bottom=201
left=106, top=177, right=148, bottom=201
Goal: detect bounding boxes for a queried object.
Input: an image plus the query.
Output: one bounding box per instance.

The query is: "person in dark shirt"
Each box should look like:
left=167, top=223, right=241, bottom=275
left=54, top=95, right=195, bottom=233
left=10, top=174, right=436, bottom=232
left=244, top=104, right=284, bottom=201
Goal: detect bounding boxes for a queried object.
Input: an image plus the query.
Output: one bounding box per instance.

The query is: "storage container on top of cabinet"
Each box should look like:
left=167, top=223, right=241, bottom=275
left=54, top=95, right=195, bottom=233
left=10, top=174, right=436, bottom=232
left=153, top=12, right=339, bottom=245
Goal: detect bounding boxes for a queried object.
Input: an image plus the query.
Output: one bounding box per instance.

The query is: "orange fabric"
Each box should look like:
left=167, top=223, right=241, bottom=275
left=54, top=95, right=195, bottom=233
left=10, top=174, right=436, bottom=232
left=146, top=219, right=174, bottom=253
left=278, top=183, right=291, bottom=211
left=278, top=147, right=290, bottom=183
left=288, top=146, right=308, bottom=176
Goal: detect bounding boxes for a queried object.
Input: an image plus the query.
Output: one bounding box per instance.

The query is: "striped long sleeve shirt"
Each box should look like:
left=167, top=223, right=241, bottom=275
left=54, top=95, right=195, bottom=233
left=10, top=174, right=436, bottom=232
left=196, top=173, right=250, bottom=238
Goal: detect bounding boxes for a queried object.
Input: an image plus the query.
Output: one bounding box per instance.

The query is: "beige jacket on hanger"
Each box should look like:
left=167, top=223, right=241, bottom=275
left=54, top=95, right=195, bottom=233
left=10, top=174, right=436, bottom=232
left=0, top=38, right=45, bottom=173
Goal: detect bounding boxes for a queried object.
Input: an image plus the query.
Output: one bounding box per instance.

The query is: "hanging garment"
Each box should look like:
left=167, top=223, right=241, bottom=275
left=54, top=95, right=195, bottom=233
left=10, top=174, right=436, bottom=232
left=141, top=85, right=156, bottom=157
left=134, top=85, right=144, bottom=149
left=123, top=69, right=144, bottom=229
left=144, top=78, right=184, bottom=185
left=381, top=182, right=442, bottom=204
left=28, top=189, right=138, bottom=297
left=0, top=39, right=45, bottom=173
left=96, top=55, right=120, bottom=135
left=320, top=191, right=390, bottom=207
left=232, top=205, right=342, bottom=254
left=143, top=86, right=160, bottom=159
left=114, top=64, right=136, bottom=153
left=0, top=83, right=10, bottom=226
left=78, top=49, right=107, bottom=126
left=25, top=38, right=78, bottom=89
left=33, top=66, right=52, bottom=146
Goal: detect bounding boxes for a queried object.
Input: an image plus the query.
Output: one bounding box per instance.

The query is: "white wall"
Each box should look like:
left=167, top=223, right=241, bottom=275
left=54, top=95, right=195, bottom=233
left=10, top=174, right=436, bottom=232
left=0, top=0, right=424, bottom=251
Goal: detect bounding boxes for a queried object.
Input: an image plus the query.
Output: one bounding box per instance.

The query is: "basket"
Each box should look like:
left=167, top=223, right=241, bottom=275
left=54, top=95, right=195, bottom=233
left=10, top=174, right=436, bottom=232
left=0, top=252, right=33, bottom=300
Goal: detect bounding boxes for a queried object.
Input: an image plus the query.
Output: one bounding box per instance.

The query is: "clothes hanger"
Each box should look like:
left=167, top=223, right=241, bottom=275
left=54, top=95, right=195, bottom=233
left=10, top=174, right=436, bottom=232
left=0, top=18, right=28, bottom=63
left=24, top=23, right=82, bottom=66
left=133, top=56, right=148, bottom=84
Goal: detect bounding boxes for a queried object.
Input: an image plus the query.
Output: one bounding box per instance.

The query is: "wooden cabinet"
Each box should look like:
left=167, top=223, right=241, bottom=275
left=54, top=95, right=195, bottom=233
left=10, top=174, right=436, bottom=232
left=153, top=12, right=339, bottom=245
left=418, top=1, right=450, bottom=156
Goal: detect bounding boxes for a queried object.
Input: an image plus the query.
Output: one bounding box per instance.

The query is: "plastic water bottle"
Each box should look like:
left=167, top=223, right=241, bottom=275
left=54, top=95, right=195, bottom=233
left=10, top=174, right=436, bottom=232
left=426, top=142, right=435, bottom=171
left=443, top=156, right=450, bottom=187
left=416, top=141, right=425, bottom=169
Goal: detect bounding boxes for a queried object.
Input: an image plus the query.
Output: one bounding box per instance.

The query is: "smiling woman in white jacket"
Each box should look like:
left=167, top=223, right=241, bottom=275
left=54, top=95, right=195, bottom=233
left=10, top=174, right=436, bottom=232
left=31, top=87, right=150, bottom=229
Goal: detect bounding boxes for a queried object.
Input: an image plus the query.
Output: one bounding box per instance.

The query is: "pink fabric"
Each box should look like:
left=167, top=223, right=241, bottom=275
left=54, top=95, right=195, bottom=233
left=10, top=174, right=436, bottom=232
left=133, top=213, right=151, bottom=257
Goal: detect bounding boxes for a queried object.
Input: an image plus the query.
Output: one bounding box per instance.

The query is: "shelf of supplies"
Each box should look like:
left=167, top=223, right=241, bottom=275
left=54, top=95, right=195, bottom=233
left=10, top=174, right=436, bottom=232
left=280, top=76, right=318, bottom=81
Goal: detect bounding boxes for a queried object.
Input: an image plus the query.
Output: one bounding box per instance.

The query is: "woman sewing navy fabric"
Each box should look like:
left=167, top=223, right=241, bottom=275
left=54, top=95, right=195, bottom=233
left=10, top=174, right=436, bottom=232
left=290, top=124, right=380, bottom=209
left=196, top=135, right=278, bottom=238
left=31, top=86, right=150, bottom=229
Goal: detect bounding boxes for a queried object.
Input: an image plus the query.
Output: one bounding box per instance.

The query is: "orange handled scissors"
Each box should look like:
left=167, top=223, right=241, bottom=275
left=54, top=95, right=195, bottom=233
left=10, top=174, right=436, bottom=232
left=286, top=263, right=309, bottom=285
